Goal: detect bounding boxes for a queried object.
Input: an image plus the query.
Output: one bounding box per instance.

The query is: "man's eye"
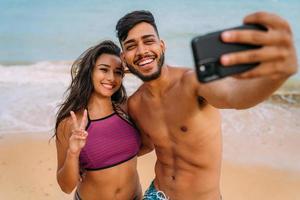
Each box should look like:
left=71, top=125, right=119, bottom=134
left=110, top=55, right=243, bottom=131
left=145, top=40, right=154, bottom=44
left=126, top=45, right=135, bottom=50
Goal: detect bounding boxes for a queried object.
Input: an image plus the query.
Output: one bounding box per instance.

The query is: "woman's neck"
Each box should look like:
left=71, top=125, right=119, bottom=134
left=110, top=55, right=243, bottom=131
left=87, top=93, right=114, bottom=118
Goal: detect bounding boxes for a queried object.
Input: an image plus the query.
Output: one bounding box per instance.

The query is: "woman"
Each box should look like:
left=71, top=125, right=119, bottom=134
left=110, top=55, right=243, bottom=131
left=54, top=40, right=142, bottom=200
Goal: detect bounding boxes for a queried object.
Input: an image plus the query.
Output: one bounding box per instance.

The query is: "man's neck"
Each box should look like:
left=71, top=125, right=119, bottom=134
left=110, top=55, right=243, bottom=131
left=143, top=65, right=172, bottom=97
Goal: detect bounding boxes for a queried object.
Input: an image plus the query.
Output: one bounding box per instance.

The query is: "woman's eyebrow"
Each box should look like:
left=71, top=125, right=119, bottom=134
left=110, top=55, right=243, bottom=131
left=96, top=64, right=110, bottom=67
left=116, top=66, right=123, bottom=70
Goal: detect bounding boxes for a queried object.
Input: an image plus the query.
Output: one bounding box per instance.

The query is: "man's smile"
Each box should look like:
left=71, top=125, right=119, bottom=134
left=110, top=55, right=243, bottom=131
left=135, top=56, right=156, bottom=67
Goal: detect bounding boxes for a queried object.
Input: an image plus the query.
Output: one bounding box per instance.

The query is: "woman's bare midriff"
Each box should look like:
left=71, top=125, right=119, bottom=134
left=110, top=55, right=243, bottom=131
left=78, top=157, right=142, bottom=200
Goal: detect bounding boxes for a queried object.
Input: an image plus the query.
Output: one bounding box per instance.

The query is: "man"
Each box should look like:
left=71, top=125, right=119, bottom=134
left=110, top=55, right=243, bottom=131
left=116, top=10, right=298, bottom=200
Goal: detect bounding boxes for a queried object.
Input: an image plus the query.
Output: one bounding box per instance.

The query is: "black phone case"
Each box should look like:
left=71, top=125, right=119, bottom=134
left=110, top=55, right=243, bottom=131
left=191, top=24, right=267, bottom=82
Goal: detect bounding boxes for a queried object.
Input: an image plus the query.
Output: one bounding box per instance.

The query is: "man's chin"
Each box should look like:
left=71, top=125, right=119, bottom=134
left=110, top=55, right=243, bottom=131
left=127, top=53, right=164, bottom=81
left=133, top=70, right=161, bottom=82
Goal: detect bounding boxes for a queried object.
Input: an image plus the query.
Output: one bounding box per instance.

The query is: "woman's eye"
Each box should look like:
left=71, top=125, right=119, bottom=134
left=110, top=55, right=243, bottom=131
left=115, top=71, right=124, bottom=76
left=100, top=68, right=108, bottom=72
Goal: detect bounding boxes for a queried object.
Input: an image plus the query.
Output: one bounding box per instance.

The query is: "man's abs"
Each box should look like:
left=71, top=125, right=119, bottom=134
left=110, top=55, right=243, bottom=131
left=153, top=152, right=222, bottom=200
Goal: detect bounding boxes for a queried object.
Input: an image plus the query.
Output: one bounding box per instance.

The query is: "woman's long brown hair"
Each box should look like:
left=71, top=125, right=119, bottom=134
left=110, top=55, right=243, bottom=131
left=54, top=40, right=127, bottom=139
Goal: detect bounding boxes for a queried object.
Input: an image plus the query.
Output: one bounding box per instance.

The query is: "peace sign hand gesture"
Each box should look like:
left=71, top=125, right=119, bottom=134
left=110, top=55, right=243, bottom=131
left=68, top=109, right=88, bottom=156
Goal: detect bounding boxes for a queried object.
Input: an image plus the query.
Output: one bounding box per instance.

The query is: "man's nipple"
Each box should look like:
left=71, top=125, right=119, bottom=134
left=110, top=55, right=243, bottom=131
left=180, top=126, right=188, bottom=132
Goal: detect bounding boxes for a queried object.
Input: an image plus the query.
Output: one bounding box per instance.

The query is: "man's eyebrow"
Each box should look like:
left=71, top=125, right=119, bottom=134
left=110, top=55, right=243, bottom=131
left=123, top=34, right=156, bottom=46
left=123, top=39, right=135, bottom=46
left=142, top=34, right=155, bottom=39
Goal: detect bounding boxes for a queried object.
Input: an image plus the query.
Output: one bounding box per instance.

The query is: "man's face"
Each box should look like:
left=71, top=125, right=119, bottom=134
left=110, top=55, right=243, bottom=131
left=121, top=22, right=165, bottom=82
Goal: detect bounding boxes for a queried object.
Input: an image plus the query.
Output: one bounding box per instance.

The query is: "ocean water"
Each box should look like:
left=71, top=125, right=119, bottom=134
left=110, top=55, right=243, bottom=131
left=0, top=0, right=300, bottom=69
left=0, top=0, right=300, bottom=171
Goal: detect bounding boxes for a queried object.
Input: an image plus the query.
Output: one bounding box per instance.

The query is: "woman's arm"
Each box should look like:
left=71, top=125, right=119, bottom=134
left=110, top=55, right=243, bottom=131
left=56, top=111, right=88, bottom=194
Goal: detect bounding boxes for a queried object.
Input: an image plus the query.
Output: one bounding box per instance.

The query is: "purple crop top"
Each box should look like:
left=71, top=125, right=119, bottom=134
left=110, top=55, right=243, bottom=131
left=79, top=112, right=141, bottom=171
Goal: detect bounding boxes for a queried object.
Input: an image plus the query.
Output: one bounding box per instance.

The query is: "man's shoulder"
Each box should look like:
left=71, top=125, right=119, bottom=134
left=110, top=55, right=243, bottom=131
left=168, top=65, right=198, bottom=87
left=127, top=95, right=141, bottom=120
left=168, top=65, right=189, bottom=73
left=129, top=85, right=144, bottom=101
left=168, top=66, right=207, bottom=103
left=128, top=87, right=144, bottom=110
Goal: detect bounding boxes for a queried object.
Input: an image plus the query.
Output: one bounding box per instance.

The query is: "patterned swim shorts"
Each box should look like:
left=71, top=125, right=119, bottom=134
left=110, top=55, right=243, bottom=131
left=143, top=181, right=169, bottom=200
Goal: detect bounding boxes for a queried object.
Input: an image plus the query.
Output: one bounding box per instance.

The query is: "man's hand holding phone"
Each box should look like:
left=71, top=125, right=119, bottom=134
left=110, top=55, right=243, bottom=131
left=192, top=11, right=298, bottom=82
left=221, top=12, right=297, bottom=79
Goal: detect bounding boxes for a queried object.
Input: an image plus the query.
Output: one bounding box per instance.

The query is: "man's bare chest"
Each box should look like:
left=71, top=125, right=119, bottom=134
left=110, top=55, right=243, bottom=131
left=134, top=101, right=197, bottom=142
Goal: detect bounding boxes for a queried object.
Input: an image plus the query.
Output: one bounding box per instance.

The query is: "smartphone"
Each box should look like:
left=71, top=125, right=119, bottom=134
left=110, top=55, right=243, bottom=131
left=191, top=24, right=267, bottom=83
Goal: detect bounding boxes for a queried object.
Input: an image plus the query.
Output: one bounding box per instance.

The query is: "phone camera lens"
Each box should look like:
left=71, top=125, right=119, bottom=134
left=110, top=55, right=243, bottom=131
left=199, top=65, right=206, bottom=72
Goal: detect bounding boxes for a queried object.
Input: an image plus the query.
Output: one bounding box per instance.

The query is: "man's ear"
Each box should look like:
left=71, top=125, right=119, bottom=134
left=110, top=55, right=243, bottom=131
left=121, top=52, right=126, bottom=65
left=120, top=52, right=129, bottom=72
left=121, top=52, right=125, bottom=61
left=160, top=39, right=166, bottom=53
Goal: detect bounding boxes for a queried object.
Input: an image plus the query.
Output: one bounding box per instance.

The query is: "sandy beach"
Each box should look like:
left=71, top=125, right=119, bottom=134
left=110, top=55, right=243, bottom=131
left=0, top=133, right=300, bottom=200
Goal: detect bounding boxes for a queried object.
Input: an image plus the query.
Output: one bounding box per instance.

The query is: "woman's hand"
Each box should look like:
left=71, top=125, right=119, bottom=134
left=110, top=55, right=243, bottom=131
left=68, top=109, right=88, bottom=156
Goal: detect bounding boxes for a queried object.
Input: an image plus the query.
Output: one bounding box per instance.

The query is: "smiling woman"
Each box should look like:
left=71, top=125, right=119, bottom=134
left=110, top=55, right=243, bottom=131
left=92, top=54, right=124, bottom=98
left=53, top=40, right=142, bottom=200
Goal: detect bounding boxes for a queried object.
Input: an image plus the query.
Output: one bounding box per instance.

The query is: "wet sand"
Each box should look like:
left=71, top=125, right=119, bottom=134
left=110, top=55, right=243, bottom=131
left=0, top=133, right=299, bottom=200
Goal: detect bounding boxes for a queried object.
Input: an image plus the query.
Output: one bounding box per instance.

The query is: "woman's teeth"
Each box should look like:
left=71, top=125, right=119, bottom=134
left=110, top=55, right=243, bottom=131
left=102, top=83, right=114, bottom=89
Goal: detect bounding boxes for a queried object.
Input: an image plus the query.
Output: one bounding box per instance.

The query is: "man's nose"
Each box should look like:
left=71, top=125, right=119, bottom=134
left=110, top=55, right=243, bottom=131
left=136, top=44, right=147, bottom=56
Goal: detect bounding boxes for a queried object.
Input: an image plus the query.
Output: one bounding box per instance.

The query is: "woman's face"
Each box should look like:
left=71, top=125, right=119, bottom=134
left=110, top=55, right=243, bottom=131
left=91, top=53, right=123, bottom=98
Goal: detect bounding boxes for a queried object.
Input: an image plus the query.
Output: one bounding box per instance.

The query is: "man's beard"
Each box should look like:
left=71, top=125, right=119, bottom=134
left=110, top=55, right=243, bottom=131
left=126, top=53, right=165, bottom=82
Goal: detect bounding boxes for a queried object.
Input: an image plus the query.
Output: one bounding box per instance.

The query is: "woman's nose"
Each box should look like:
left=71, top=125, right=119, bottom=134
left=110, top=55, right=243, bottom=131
left=106, top=70, right=115, bottom=81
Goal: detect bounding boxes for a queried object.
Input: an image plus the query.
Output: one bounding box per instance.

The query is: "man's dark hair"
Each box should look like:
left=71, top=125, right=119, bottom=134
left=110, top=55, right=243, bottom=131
left=116, top=10, right=159, bottom=42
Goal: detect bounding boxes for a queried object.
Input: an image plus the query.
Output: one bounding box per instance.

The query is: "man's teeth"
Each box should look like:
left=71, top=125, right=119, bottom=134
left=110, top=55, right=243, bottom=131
left=138, top=58, right=153, bottom=66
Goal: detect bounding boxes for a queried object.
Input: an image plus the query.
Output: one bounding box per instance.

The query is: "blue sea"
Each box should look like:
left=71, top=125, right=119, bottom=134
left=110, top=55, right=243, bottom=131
left=0, top=0, right=300, bottom=171
left=0, top=0, right=299, bottom=69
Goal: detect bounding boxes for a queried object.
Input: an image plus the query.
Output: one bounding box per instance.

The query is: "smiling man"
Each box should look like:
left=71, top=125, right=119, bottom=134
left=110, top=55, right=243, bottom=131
left=116, top=10, right=298, bottom=200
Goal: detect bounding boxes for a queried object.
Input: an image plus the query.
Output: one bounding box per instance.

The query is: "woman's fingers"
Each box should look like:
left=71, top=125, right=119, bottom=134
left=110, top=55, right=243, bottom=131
left=70, top=111, right=80, bottom=130
left=80, top=109, right=88, bottom=130
left=72, top=134, right=88, bottom=141
left=71, top=109, right=88, bottom=131
left=72, top=130, right=88, bottom=138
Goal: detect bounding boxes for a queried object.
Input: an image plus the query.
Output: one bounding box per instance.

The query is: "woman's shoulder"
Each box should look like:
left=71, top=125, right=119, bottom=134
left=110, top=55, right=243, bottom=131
left=56, top=116, right=73, bottom=140
left=56, top=110, right=86, bottom=142
left=58, top=116, right=73, bottom=128
left=114, top=101, right=128, bottom=114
